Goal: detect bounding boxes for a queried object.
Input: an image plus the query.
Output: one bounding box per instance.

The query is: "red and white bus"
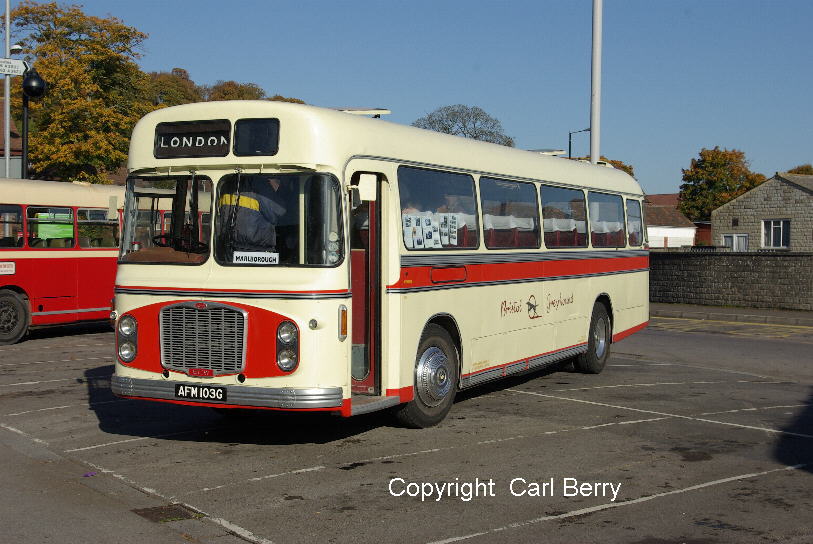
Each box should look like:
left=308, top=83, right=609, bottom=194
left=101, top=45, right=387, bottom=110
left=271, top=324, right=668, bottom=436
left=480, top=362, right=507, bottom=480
left=111, top=102, right=649, bottom=427
left=0, top=178, right=125, bottom=344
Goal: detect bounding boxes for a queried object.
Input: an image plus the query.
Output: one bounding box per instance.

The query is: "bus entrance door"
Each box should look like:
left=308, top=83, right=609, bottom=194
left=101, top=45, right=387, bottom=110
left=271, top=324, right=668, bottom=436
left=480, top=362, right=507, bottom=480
left=350, top=191, right=380, bottom=396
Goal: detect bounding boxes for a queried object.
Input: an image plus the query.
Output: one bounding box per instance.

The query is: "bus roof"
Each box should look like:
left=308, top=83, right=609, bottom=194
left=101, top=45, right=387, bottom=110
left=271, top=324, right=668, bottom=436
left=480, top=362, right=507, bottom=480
left=0, top=178, right=125, bottom=209
left=129, top=101, right=643, bottom=196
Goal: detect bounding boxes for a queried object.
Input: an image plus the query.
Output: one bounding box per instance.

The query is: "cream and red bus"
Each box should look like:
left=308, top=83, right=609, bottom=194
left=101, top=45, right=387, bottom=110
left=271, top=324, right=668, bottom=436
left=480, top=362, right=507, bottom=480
left=111, top=101, right=648, bottom=427
left=0, top=178, right=124, bottom=344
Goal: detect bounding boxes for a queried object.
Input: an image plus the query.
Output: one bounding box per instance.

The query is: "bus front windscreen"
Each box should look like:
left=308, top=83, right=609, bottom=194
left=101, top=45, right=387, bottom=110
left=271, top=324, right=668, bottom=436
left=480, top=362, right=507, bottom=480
left=119, top=175, right=213, bottom=264
left=214, top=173, right=344, bottom=267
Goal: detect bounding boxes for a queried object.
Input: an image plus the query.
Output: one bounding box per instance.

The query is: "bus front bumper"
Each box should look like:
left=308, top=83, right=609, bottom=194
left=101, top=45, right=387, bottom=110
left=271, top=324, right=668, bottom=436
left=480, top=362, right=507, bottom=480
left=111, top=375, right=344, bottom=410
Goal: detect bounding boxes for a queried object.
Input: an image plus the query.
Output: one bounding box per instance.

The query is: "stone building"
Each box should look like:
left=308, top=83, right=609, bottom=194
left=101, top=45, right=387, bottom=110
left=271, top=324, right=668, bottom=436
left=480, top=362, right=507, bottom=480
left=711, top=172, right=813, bottom=252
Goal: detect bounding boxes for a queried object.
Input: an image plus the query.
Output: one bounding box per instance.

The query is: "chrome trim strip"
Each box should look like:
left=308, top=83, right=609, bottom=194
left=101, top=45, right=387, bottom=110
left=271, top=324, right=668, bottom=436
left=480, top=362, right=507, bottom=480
left=401, top=249, right=649, bottom=268
left=388, top=268, right=649, bottom=294
left=111, top=375, right=344, bottom=409
left=31, top=307, right=109, bottom=316
left=460, top=344, right=587, bottom=389
left=114, top=288, right=351, bottom=300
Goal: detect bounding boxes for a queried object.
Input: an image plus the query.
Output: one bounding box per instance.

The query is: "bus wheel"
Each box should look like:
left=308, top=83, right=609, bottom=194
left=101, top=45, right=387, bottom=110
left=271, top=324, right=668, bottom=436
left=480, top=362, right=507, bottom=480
left=574, top=302, right=610, bottom=374
left=0, top=291, right=29, bottom=345
left=395, top=324, right=458, bottom=428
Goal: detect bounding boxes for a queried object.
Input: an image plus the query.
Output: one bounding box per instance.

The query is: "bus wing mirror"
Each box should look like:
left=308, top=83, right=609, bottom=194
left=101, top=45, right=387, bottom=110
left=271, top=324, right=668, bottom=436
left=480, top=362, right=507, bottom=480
left=355, top=174, right=377, bottom=202
left=107, top=196, right=119, bottom=220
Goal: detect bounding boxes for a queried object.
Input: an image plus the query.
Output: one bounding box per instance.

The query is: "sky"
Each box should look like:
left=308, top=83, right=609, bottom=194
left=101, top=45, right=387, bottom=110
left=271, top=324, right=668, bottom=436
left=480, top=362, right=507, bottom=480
left=10, top=0, right=813, bottom=194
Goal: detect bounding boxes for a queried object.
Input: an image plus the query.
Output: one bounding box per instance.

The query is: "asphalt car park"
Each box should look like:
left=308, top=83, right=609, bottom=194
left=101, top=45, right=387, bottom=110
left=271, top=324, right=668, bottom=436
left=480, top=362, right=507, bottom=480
left=1, top=318, right=811, bottom=543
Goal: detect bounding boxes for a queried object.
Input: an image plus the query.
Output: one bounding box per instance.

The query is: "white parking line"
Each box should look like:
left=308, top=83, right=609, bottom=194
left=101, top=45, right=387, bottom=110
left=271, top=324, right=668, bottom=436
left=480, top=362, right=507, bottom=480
left=0, top=356, right=113, bottom=368
left=4, top=399, right=132, bottom=417
left=697, top=404, right=811, bottom=416
left=426, top=464, right=807, bottom=544
left=507, top=389, right=813, bottom=440
left=0, top=422, right=50, bottom=445
left=0, top=378, right=73, bottom=387
left=64, top=426, right=222, bottom=453
left=610, top=355, right=781, bottom=380
left=554, top=379, right=785, bottom=392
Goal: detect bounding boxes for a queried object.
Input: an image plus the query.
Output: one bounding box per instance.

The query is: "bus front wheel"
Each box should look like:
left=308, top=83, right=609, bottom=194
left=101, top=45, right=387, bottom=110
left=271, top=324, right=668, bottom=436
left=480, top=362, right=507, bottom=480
left=0, top=290, right=29, bottom=345
left=395, top=324, right=458, bottom=428
left=574, top=301, right=611, bottom=374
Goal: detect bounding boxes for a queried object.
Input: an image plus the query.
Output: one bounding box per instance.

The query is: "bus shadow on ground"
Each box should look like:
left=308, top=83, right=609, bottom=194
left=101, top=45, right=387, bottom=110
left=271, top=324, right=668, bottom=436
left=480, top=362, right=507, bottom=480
left=774, top=387, right=813, bottom=474
left=26, top=321, right=112, bottom=342
left=82, top=366, right=398, bottom=446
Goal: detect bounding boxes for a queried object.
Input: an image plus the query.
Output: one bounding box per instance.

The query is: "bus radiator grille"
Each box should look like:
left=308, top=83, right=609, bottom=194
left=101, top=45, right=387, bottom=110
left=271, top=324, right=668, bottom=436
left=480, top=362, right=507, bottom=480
left=159, top=304, right=246, bottom=375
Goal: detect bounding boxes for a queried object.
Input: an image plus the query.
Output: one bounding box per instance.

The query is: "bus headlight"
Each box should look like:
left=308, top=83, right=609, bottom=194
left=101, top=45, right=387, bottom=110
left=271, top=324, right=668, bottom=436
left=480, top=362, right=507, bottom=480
left=277, top=350, right=297, bottom=372
left=118, top=315, right=137, bottom=336
left=277, top=321, right=298, bottom=344
left=118, top=342, right=136, bottom=362
left=117, top=314, right=137, bottom=363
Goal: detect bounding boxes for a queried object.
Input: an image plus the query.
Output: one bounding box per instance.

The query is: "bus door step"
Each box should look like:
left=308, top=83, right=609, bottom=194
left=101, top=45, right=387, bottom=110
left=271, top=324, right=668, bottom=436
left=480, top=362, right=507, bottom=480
left=350, top=395, right=401, bottom=416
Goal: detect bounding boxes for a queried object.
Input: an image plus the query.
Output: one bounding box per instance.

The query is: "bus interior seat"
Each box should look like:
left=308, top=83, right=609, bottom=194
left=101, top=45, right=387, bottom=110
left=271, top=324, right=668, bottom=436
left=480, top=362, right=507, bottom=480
left=47, top=238, right=73, bottom=248
left=29, top=237, right=45, bottom=247
left=79, top=236, right=91, bottom=248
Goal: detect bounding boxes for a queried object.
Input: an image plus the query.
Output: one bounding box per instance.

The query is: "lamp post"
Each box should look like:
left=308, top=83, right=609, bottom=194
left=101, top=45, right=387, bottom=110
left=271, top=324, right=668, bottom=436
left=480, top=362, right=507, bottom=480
left=21, top=68, right=46, bottom=179
left=568, top=128, right=590, bottom=159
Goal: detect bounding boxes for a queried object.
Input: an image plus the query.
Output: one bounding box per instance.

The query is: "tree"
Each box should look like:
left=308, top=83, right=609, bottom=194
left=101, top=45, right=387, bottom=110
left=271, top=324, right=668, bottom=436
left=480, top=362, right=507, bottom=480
left=149, top=67, right=202, bottom=106
left=787, top=164, right=813, bottom=175
left=678, top=147, right=766, bottom=221
left=268, top=94, right=305, bottom=104
left=200, top=80, right=266, bottom=101
left=412, top=104, right=514, bottom=147
left=11, top=1, right=155, bottom=183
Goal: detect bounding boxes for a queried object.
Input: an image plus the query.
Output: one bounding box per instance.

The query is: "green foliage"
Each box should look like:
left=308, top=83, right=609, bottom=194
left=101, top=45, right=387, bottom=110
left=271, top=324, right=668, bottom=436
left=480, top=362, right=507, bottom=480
left=12, top=1, right=155, bottom=182
left=787, top=164, right=813, bottom=175
left=412, top=104, right=514, bottom=147
left=678, top=147, right=766, bottom=221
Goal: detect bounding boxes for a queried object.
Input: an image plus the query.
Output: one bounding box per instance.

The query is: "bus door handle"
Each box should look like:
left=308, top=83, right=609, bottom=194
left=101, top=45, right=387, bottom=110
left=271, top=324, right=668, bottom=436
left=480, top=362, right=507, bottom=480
left=430, top=266, right=467, bottom=284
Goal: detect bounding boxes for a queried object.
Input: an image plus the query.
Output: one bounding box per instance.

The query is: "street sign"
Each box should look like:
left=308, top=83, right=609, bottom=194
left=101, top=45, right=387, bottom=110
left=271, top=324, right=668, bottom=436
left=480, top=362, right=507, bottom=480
left=0, top=58, right=28, bottom=76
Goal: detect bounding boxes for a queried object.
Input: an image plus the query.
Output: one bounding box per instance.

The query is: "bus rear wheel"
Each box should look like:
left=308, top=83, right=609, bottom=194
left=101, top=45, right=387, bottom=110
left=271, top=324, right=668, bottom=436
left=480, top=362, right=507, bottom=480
left=395, top=324, right=458, bottom=428
left=0, top=290, right=29, bottom=345
left=574, top=301, right=610, bottom=374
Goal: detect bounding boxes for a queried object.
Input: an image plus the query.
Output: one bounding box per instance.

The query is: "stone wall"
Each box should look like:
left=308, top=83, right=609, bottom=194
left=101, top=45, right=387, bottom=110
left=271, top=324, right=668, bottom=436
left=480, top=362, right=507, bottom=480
left=650, top=252, right=813, bottom=311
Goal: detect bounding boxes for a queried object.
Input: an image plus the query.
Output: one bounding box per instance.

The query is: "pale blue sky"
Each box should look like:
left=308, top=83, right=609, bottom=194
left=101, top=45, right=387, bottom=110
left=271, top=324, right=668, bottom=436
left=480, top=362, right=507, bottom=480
left=13, top=1, right=813, bottom=193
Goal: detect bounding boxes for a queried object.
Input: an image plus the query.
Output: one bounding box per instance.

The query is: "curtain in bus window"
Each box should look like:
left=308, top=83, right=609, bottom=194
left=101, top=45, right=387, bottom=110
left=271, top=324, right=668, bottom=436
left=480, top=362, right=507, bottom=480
left=479, top=178, right=540, bottom=249
left=626, top=199, right=643, bottom=247
left=27, top=207, right=74, bottom=248
left=397, top=166, right=478, bottom=250
left=0, top=204, right=23, bottom=248
left=77, top=208, right=119, bottom=248
left=588, top=192, right=626, bottom=248
left=539, top=186, right=587, bottom=248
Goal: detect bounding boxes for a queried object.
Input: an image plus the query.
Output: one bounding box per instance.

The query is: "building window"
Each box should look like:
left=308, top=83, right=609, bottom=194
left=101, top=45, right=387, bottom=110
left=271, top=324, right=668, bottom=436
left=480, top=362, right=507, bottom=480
left=732, top=218, right=738, bottom=227
left=762, top=219, right=790, bottom=248
left=722, top=234, right=748, bottom=251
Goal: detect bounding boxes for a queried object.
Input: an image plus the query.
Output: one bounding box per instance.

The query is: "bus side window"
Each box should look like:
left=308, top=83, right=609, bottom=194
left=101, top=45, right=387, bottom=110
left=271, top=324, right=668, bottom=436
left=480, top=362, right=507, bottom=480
left=588, top=192, right=626, bottom=248
left=27, top=206, right=75, bottom=249
left=540, top=186, right=588, bottom=248
left=479, top=177, right=540, bottom=249
left=626, top=199, right=643, bottom=247
left=0, top=204, right=23, bottom=248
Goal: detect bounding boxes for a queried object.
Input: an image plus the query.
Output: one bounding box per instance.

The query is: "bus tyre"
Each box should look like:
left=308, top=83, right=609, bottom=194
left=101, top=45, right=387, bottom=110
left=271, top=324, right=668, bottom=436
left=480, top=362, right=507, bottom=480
left=395, top=324, right=458, bottom=428
left=0, top=291, right=29, bottom=345
left=574, top=302, right=611, bottom=374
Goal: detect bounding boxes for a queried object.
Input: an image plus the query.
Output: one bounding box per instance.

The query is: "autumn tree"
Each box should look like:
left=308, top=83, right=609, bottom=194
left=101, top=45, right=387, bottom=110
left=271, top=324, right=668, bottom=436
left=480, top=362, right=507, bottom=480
left=412, top=104, right=514, bottom=147
left=11, top=1, right=155, bottom=182
left=268, top=94, right=305, bottom=104
left=678, top=147, right=766, bottom=221
left=787, top=164, right=813, bottom=175
left=149, top=67, right=202, bottom=106
left=200, top=80, right=266, bottom=101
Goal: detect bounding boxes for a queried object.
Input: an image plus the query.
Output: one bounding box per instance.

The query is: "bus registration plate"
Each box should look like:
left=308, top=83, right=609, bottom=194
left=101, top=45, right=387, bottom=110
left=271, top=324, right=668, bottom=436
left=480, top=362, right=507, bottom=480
left=175, top=384, right=227, bottom=402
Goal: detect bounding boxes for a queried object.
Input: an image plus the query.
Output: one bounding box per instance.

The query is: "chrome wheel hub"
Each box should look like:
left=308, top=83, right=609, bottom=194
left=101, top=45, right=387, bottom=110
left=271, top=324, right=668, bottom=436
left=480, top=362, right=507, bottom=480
left=594, top=316, right=607, bottom=359
left=416, top=346, right=453, bottom=407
